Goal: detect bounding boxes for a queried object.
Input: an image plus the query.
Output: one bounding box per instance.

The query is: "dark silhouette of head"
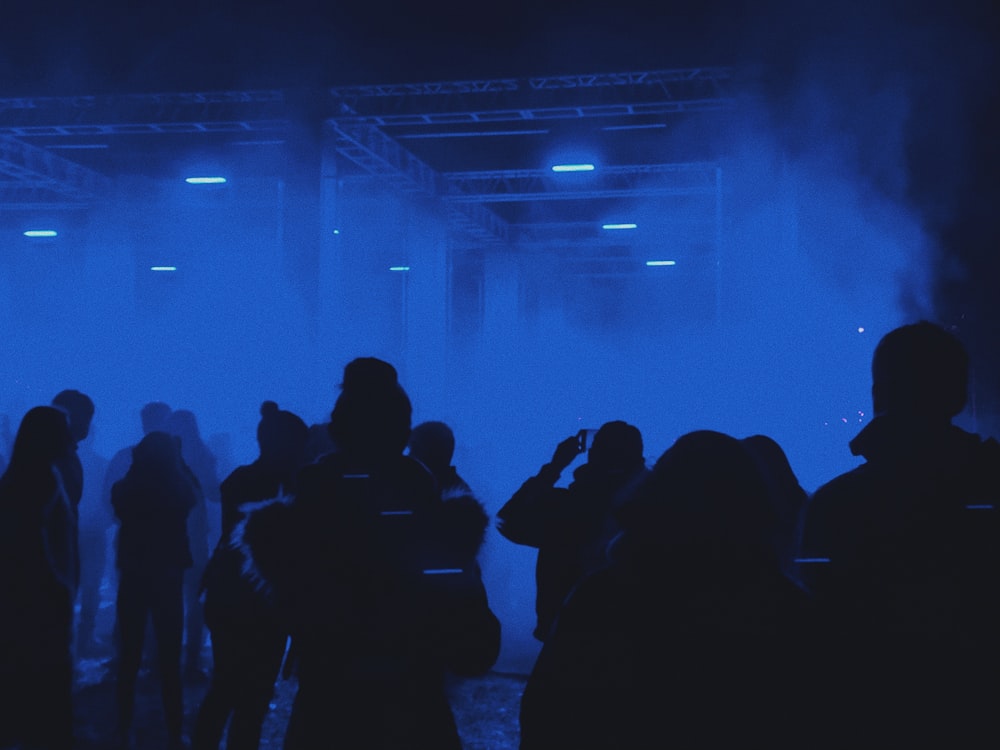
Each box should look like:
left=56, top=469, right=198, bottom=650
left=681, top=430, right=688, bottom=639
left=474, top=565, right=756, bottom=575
left=328, top=357, right=412, bottom=460
left=871, top=321, right=969, bottom=420
left=5, top=406, right=73, bottom=478
left=130, top=430, right=184, bottom=479
left=740, top=434, right=808, bottom=572
left=165, top=409, right=204, bottom=448
left=140, top=401, right=172, bottom=435
left=408, top=421, right=456, bottom=475
left=616, top=430, right=775, bottom=563
left=588, top=420, right=645, bottom=474
left=51, top=389, right=94, bottom=444
left=257, top=400, right=309, bottom=469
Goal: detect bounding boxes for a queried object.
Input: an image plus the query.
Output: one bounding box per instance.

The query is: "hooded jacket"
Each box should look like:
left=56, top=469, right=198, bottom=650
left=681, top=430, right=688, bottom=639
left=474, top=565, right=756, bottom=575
left=235, top=451, right=500, bottom=749
left=800, top=415, right=1000, bottom=748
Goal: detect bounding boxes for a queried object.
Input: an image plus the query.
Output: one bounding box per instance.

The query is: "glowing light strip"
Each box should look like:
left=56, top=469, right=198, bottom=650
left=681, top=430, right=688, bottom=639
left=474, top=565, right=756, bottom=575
left=380, top=510, right=414, bottom=516
left=966, top=505, right=995, bottom=510
left=150, top=266, right=177, bottom=271
left=185, top=176, right=227, bottom=184
left=602, top=223, right=637, bottom=230
left=389, top=266, right=411, bottom=272
left=422, top=569, right=464, bottom=575
left=794, top=558, right=832, bottom=564
left=645, top=260, right=677, bottom=266
left=551, top=163, right=595, bottom=172
left=23, top=230, right=58, bottom=237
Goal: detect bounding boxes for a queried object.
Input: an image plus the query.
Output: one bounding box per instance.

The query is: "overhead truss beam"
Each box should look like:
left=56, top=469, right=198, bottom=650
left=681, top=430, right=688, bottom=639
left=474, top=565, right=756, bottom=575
left=328, top=68, right=737, bottom=126
left=442, top=163, right=719, bottom=203
left=0, top=90, right=291, bottom=137
left=0, top=136, right=111, bottom=203
left=328, top=122, right=509, bottom=243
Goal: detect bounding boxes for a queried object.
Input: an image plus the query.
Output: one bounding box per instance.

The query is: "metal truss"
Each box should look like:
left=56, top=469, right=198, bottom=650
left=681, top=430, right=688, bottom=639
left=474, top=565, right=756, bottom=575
left=0, top=90, right=290, bottom=137
left=328, top=122, right=509, bottom=243
left=511, top=217, right=717, bottom=245
left=328, top=68, right=736, bottom=126
left=328, top=122, right=439, bottom=194
left=0, top=185, right=91, bottom=211
left=330, top=68, right=733, bottom=98
left=442, top=163, right=719, bottom=204
left=0, top=137, right=111, bottom=203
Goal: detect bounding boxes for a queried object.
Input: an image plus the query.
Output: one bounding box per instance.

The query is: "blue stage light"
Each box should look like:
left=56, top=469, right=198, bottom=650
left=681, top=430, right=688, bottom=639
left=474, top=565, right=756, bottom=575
left=551, top=163, right=595, bottom=172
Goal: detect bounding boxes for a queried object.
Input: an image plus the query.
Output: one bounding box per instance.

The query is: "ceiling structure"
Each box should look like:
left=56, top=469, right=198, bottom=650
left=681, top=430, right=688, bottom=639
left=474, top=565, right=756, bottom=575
left=0, top=67, right=739, bottom=255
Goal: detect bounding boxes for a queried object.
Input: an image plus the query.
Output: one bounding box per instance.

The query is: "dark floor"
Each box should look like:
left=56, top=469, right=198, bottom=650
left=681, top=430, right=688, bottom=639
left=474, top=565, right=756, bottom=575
left=72, top=652, right=525, bottom=749
left=67, top=573, right=525, bottom=749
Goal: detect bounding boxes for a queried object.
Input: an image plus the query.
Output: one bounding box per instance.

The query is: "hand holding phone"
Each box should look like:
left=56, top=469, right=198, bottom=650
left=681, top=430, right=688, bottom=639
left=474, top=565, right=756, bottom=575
left=577, top=429, right=599, bottom=451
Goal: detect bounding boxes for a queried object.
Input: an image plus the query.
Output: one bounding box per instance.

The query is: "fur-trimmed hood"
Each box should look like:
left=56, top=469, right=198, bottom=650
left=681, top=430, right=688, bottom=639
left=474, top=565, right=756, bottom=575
left=227, top=470, right=492, bottom=608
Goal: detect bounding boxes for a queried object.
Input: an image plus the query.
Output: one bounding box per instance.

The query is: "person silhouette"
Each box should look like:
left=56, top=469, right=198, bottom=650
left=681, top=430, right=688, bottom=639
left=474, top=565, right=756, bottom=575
left=193, top=401, right=310, bottom=750
left=50, top=389, right=94, bottom=614
left=0, top=406, right=77, bottom=750
left=165, top=408, right=219, bottom=679
left=741, top=434, right=809, bottom=581
left=238, top=358, right=501, bottom=749
left=111, top=431, right=198, bottom=750
left=519, top=430, right=812, bottom=749
left=103, top=401, right=174, bottom=672
left=496, top=421, right=648, bottom=641
left=407, top=420, right=473, bottom=497
left=51, top=389, right=94, bottom=510
left=800, top=321, right=1000, bottom=747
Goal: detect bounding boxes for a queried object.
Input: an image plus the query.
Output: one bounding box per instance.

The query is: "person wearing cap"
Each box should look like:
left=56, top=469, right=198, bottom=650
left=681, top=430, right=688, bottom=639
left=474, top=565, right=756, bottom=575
left=496, top=421, right=648, bottom=642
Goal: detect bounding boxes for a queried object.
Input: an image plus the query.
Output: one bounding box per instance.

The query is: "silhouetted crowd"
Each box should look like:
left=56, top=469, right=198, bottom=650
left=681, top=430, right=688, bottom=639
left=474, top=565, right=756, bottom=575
left=1, top=320, right=998, bottom=749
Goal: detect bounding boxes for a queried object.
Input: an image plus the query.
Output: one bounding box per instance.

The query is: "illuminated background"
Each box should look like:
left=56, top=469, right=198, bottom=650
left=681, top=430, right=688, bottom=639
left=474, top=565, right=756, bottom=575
left=1, top=0, right=997, bottom=672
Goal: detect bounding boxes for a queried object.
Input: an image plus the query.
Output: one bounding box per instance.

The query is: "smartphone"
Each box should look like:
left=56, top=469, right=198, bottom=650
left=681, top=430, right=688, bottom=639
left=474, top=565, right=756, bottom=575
left=577, top=428, right=599, bottom=451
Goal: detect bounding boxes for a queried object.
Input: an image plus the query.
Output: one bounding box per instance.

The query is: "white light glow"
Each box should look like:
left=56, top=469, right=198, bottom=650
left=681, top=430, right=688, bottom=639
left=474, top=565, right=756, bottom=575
left=150, top=266, right=177, bottom=272
left=23, top=230, right=58, bottom=237
left=389, top=266, right=411, bottom=272
left=184, top=176, right=227, bottom=184
left=602, top=223, right=637, bottom=230
left=551, top=163, right=595, bottom=172
left=645, top=260, right=677, bottom=266
left=857, top=327, right=865, bottom=333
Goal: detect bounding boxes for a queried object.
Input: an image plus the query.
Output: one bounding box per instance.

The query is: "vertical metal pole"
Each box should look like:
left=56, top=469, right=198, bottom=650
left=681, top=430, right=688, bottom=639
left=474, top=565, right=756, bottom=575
left=715, top=165, right=723, bottom=327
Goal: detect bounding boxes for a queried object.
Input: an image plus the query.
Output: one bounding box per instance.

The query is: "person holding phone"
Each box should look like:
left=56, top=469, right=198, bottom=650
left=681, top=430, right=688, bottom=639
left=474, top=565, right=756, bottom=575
left=496, top=421, right=648, bottom=641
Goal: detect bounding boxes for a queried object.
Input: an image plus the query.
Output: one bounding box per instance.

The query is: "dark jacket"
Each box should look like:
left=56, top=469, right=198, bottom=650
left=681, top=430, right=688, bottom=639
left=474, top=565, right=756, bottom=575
left=200, top=461, right=296, bottom=631
left=520, top=537, right=813, bottom=749
left=112, top=450, right=197, bottom=574
left=497, top=462, right=648, bottom=640
left=800, top=415, right=1000, bottom=747
left=238, top=451, right=501, bottom=749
